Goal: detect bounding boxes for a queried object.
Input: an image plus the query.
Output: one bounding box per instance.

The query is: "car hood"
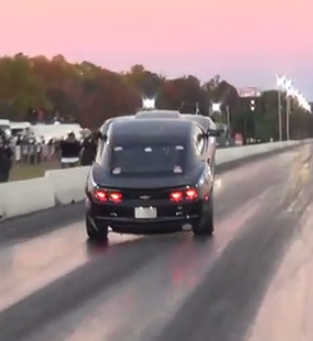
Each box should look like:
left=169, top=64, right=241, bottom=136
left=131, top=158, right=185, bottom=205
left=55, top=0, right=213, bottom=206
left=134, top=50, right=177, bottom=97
left=92, top=164, right=204, bottom=189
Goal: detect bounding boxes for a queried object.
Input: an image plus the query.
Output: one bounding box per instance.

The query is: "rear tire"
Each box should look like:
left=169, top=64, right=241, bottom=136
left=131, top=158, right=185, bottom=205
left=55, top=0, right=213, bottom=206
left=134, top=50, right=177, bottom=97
left=193, top=197, right=214, bottom=237
left=86, top=216, right=109, bottom=241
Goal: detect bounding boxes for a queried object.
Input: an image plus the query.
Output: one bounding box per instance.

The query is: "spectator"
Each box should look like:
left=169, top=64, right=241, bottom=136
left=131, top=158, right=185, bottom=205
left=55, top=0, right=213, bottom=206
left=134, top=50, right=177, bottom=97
left=36, top=137, right=42, bottom=163
left=0, top=128, right=6, bottom=143
left=21, top=137, right=29, bottom=163
left=28, top=138, right=37, bottom=164
left=80, top=131, right=98, bottom=166
left=14, top=135, right=22, bottom=167
left=0, top=136, right=12, bottom=183
left=59, top=132, right=81, bottom=168
left=47, top=138, right=56, bottom=161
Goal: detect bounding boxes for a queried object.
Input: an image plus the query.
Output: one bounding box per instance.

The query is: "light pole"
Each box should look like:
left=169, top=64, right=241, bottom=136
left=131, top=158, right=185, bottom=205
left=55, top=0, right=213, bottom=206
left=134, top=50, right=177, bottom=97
left=276, top=75, right=285, bottom=141
left=226, top=105, right=231, bottom=131
left=211, top=102, right=223, bottom=122
left=284, top=78, right=293, bottom=140
left=211, top=102, right=222, bottom=114
left=278, top=93, right=282, bottom=140
left=286, top=94, right=291, bottom=140
left=141, top=96, right=156, bottom=110
left=276, top=75, right=312, bottom=140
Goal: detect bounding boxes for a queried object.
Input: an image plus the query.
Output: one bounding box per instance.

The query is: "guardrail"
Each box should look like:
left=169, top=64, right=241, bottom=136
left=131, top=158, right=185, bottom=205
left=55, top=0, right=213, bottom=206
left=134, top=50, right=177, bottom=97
left=0, top=140, right=308, bottom=220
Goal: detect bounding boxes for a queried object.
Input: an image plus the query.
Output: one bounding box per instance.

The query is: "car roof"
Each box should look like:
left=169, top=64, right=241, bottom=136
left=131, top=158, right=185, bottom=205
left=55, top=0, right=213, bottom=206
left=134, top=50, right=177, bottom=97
left=109, top=119, right=194, bottom=144
left=99, top=115, right=133, bottom=134
left=136, top=111, right=217, bottom=130
left=100, top=112, right=217, bottom=137
left=135, top=110, right=181, bottom=119
left=182, top=114, right=217, bottom=130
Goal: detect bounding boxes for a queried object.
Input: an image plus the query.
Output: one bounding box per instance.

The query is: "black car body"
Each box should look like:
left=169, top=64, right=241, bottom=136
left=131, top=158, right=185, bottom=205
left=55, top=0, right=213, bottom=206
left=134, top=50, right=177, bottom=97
left=85, top=114, right=220, bottom=240
left=99, top=111, right=219, bottom=170
left=135, top=110, right=181, bottom=119
left=99, top=115, right=133, bottom=135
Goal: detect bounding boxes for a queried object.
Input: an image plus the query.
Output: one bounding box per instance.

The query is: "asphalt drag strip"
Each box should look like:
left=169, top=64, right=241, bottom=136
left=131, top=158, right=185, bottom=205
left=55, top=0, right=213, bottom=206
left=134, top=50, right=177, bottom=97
left=0, top=146, right=292, bottom=314
left=0, top=144, right=310, bottom=341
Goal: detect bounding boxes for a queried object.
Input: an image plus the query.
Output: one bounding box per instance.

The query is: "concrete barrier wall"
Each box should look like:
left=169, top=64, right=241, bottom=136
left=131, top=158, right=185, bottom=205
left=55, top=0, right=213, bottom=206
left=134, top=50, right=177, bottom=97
left=0, top=178, right=55, bottom=219
left=44, top=166, right=90, bottom=205
left=0, top=140, right=307, bottom=220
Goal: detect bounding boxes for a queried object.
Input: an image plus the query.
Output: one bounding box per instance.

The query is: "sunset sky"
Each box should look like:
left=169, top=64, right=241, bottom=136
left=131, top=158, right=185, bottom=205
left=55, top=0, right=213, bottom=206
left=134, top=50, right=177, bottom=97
left=0, top=0, right=312, bottom=97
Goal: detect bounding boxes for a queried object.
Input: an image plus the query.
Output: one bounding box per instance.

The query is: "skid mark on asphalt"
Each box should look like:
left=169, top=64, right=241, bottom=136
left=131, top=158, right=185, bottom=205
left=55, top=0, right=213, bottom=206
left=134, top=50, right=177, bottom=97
left=150, top=171, right=310, bottom=341
left=0, top=145, right=299, bottom=312
left=0, top=225, right=142, bottom=311
left=0, top=175, right=274, bottom=314
left=243, top=144, right=313, bottom=341
left=247, top=202, right=313, bottom=341
left=0, top=235, right=187, bottom=341
left=0, top=146, right=308, bottom=341
left=24, top=194, right=266, bottom=341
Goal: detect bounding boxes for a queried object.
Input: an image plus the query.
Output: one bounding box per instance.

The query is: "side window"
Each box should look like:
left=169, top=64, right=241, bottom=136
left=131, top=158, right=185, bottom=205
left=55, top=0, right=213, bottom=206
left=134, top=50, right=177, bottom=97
left=193, top=127, right=205, bottom=157
left=95, top=139, right=104, bottom=164
left=95, top=123, right=112, bottom=164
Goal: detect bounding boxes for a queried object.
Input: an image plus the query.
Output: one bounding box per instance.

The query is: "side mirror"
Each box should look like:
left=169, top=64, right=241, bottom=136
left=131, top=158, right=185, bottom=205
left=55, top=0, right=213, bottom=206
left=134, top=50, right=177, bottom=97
left=97, top=132, right=107, bottom=141
left=207, top=129, right=222, bottom=137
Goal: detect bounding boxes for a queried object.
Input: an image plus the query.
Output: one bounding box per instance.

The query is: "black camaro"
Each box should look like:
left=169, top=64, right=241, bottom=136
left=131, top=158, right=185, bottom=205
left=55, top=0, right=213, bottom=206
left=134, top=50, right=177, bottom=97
left=85, top=113, right=220, bottom=240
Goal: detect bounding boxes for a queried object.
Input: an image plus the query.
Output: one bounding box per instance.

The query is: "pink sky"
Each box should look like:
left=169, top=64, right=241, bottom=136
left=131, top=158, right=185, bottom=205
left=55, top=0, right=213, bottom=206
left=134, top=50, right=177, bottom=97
left=0, top=0, right=312, bottom=96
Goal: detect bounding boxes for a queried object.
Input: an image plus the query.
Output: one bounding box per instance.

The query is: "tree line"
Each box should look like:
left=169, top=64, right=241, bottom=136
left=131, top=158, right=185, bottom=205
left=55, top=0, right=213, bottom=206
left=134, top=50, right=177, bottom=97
left=0, top=53, right=312, bottom=142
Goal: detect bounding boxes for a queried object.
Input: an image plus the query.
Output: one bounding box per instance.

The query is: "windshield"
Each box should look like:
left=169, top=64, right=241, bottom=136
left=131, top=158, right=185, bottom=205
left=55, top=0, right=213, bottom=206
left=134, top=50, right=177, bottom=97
left=109, top=143, right=186, bottom=176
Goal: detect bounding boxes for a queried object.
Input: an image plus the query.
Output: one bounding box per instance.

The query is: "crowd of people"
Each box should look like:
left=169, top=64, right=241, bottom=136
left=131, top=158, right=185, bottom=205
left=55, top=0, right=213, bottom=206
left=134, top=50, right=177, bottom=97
left=59, top=131, right=98, bottom=168
left=0, top=128, right=98, bottom=183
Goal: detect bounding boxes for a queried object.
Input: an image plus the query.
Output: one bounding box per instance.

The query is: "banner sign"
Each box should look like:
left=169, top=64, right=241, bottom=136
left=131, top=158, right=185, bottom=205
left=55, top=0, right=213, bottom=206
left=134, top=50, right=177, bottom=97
left=237, top=87, right=261, bottom=97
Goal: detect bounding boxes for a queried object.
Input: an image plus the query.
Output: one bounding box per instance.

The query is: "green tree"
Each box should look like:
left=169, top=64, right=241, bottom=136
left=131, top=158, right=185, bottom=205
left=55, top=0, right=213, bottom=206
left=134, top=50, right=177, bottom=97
left=0, top=54, right=50, bottom=120
left=0, top=53, right=311, bottom=139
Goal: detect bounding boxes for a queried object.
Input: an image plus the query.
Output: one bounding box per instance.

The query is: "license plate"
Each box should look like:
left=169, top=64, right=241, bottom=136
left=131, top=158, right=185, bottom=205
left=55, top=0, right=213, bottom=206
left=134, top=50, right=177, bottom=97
left=135, top=207, right=157, bottom=219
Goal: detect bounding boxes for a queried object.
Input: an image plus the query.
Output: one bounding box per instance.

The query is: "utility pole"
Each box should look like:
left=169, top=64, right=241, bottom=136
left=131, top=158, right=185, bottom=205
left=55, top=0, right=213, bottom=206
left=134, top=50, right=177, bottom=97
left=286, top=94, right=290, bottom=140
left=277, top=91, right=282, bottom=141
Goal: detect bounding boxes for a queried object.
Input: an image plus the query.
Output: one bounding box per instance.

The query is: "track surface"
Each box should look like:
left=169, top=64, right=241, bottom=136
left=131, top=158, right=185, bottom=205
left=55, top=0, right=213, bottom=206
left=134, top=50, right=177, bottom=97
left=0, top=144, right=313, bottom=341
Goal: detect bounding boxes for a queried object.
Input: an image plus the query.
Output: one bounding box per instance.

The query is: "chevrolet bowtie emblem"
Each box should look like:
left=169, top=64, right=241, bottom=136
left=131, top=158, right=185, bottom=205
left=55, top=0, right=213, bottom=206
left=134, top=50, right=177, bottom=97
left=140, top=195, right=150, bottom=200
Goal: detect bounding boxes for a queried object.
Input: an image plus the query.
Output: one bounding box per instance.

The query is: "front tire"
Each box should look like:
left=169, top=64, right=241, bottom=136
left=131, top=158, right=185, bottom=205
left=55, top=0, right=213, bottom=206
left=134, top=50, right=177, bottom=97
left=193, top=197, right=214, bottom=236
left=86, top=216, right=109, bottom=241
